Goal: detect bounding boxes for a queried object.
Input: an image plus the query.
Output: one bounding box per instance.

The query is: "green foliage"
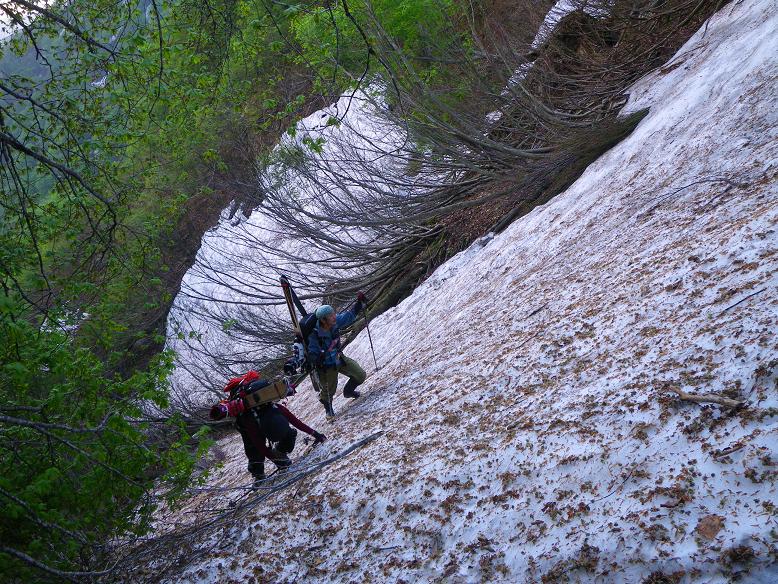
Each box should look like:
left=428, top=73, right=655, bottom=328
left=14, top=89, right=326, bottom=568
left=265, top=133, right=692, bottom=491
left=290, top=0, right=458, bottom=87
left=0, top=300, right=203, bottom=578
left=0, top=0, right=230, bottom=577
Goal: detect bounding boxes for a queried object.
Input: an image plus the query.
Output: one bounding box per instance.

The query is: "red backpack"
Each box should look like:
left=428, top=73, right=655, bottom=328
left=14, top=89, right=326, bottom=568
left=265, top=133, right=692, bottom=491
left=223, top=370, right=261, bottom=397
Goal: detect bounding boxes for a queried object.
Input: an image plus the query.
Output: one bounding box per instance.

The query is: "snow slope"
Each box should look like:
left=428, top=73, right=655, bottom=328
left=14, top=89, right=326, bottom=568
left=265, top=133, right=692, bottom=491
left=157, top=1, right=778, bottom=582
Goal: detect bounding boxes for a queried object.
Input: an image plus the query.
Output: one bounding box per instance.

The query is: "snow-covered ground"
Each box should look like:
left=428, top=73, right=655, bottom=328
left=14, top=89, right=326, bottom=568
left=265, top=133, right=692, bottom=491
left=155, top=0, right=778, bottom=582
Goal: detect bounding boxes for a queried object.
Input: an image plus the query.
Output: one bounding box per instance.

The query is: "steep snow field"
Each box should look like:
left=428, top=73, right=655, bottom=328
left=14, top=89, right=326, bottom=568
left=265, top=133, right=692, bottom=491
left=159, top=1, right=777, bottom=582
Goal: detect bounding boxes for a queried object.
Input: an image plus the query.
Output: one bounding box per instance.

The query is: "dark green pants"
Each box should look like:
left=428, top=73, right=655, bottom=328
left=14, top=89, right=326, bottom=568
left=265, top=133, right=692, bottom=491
left=316, top=356, right=366, bottom=403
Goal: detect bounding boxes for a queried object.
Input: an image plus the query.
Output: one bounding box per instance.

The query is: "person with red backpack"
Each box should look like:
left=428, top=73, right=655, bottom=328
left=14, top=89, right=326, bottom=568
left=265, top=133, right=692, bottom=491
left=209, top=371, right=326, bottom=484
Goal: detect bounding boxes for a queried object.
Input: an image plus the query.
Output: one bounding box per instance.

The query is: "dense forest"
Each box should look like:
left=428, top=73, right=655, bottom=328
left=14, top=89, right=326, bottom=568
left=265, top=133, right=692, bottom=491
left=0, top=0, right=729, bottom=580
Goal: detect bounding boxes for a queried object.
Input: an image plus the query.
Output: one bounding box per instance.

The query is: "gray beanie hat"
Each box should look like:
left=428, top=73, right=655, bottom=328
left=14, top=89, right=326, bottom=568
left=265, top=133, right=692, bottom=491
left=315, top=305, right=335, bottom=320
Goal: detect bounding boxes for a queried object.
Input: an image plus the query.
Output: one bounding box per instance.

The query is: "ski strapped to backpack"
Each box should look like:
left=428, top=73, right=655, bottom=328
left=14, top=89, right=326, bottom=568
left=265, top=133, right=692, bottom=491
left=280, top=275, right=322, bottom=393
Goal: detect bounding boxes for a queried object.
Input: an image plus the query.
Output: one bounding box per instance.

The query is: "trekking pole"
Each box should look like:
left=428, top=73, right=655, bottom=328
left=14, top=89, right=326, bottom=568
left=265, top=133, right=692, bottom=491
left=362, top=306, right=379, bottom=371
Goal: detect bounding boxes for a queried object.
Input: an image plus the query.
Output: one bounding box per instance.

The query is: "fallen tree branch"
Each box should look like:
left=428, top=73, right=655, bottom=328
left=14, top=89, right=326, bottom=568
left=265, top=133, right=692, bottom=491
left=245, top=430, right=384, bottom=507
left=590, top=467, right=636, bottom=504
left=713, top=441, right=746, bottom=459
left=0, top=545, right=114, bottom=582
left=720, top=287, right=766, bottom=314
left=668, top=387, right=744, bottom=408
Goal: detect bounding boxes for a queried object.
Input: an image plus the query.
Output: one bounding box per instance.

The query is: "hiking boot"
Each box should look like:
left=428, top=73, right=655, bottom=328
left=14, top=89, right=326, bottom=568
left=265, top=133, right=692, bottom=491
left=251, top=474, right=266, bottom=490
left=323, top=400, right=336, bottom=419
left=249, top=461, right=266, bottom=489
left=270, top=449, right=292, bottom=471
left=343, top=380, right=361, bottom=399
left=248, top=462, right=264, bottom=478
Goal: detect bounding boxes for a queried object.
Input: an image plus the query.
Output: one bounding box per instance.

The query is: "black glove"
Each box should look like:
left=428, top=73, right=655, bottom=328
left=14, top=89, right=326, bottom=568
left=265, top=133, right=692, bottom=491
left=283, top=359, right=297, bottom=375
left=312, top=431, right=327, bottom=444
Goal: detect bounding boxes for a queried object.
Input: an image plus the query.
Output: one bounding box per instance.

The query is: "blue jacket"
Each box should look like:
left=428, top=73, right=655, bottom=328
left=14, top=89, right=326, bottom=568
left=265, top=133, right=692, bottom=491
left=307, top=307, right=358, bottom=368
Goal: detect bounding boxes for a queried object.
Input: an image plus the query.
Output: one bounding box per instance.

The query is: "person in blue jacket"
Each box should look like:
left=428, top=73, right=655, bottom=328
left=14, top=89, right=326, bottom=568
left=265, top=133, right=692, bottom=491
left=308, top=292, right=367, bottom=418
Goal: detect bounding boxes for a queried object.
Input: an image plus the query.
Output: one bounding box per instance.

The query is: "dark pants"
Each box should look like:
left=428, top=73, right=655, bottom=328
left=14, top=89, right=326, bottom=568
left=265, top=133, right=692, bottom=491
left=236, top=413, right=266, bottom=477
left=237, top=408, right=298, bottom=477
left=257, top=406, right=297, bottom=454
